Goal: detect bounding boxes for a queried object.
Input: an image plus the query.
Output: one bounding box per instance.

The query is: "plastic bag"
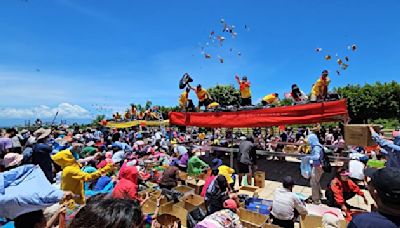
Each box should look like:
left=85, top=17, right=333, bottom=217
left=300, top=157, right=311, bottom=179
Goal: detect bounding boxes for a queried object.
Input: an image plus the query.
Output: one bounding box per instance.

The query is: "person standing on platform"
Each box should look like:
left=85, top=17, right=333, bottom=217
left=235, top=75, right=252, bottom=106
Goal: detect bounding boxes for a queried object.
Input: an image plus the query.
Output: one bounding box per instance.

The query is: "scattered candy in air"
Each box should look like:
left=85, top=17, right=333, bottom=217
left=337, top=59, right=343, bottom=65
left=220, top=18, right=225, bottom=23
left=345, top=56, right=349, bottom=61
left=218, top=56, right=224, bottom=63
left=232, top=32, right=238, bottom=38
left=325, top=55, right=331, bottom=60
left=229, top=48, right=233, bottom=52
left=315, top=48, right=322, bottom=52
left=238, top=52, right=242, bottom=56
left=336, top=70, right=340, bottom=76
left=245, top=24, right=250, bottom=31
left=351, top=44, right=357, bottom=51
left=205, top=53, right=211, bottom=59
left=341, top=63, right=349, bottom=70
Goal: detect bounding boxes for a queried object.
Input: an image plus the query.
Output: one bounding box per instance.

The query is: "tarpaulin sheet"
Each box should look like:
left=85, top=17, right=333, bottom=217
left=169, top=100, right=348, bottom=128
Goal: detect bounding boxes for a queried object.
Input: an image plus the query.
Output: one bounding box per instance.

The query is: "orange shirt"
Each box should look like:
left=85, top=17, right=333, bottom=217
left=195, top=88, right=208, bottom=101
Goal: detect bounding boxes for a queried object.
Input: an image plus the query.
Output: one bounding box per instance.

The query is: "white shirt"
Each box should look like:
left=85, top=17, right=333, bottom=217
left=349, top=159, right=365, bottom=180
left=271, top=187, right=308, bottom=220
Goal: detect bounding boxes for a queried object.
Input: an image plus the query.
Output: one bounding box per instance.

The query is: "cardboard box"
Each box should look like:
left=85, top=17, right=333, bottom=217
left=238, top=208, right=268, bottom=228
left=344, top=124, right=380, bottom=146
left=300, top=215, right=347, bottom=228
left=263, top=224, right=281, bottom=228
left=186, top=179, right=205, bottom=195
left=173, top=185, right=195, bottom=198
left=240, top=185, right=260, bottom=193
left=179, top=171, right=188, bottom=181
left=141, top=200, right=157, bottom=215
left=159, top=203, right=187, bottom=227
left=156, top=214, right=181, bottom=227
left=177, top=194, right=206, bottom=212
left=254, top=171, right=266, bottom=188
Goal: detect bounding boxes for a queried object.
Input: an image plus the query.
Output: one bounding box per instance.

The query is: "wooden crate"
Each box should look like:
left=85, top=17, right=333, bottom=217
left=238, top=208, right=268, bottom=228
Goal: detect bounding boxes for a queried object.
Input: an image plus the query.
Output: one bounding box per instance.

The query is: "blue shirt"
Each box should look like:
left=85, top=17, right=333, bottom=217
left=94, top=176, right=112, bottom=191
left=348, top=211, right=400, bottom=228
left=372, top=133, right=400, bottom=169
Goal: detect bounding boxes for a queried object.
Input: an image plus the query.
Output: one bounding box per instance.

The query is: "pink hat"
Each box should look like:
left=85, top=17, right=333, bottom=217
left=223, top=199, right=238, bottom=210
left=4, top=153, right=23, bottom=168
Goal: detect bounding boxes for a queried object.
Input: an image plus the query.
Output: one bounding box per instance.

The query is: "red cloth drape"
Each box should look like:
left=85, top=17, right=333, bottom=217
left=169, top=100, right=348, bottom=128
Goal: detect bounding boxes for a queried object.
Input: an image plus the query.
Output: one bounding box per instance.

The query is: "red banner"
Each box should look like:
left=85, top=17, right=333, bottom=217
left=169, top=100, right=348, bottom=128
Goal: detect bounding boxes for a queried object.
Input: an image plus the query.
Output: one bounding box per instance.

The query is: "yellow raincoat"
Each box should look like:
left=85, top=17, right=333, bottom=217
left=52, top=149, right=113, bottom=204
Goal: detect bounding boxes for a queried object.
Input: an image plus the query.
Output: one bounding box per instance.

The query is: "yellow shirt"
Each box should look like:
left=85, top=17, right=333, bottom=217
left=239, top=82, right=251, bottom=98
left=179, top=91, right=188, bottom=106
left=312, top=77, right=330, bottom=96
left=52, top=150, right=113, bottom=204
left=195, top=88, right=208, bottom=102
left=262, top=94, right=278, bottom=104
left=218, top=165, right=235, bottom=184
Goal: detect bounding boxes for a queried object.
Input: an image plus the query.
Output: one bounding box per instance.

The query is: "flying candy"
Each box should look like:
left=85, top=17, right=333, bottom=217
left=336, top=70, right=340, bottom=76
left=315, top=48, right=322, bottom=52
left=325, top=55, right=331, bottom=60
left=204, top=53, right=211, bottom=59
left=218, top=56, right=224, bottom=63
left=345, top=56, right=349, bottom=61
left=341, top=63, right=349, bottom=70
left=337, top=59, right=343, bottom=65
left=351, top=44, right=357, bottom=51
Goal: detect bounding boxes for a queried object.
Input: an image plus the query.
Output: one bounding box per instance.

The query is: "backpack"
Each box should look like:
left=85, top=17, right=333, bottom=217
left=318, top=145, right=332, bottom=173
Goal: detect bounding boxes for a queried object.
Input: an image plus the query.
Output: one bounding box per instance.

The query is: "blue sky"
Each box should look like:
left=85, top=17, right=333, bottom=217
left=0, top=0, right=399, bottom=121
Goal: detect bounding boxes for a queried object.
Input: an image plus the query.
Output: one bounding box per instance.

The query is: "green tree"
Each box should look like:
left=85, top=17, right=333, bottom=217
left=207, top=84, right=241, bottom=106
left=335, top=81, right=400, bottom=124
left=92, top=114, right=106, bottom=126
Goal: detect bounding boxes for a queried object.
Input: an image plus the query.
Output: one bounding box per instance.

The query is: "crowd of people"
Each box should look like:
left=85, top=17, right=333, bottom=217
left=0, top=123, right=399, bottom=228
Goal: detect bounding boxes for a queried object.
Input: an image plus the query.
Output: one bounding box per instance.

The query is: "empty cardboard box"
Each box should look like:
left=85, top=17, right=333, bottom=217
left=238, top=208, right=268, bottom=228
left=344, top=124, right=380, bottom=146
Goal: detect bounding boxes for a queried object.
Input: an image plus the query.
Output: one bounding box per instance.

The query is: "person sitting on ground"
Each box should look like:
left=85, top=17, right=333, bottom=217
left=347, top=167, right=400, bottom=228
left=261, top=93, right=279, bottom=106
left=196, top=199, right=242, bottom=228
left=201, top=168, right=219, bottom=197
left=270, top=176, right=308, bottom=228
left=51, top=147, right=113, bottom=204
left=311, top=70, right=330, bottom=102
left=69, top=198, right=145, bottom=228
left=205, top=175, right=236, bottom=214
left=325, top=168, right=368, bottom=215
left=235, top=75, right=252, bottom=106
left=369, top=126, right=400, bottom=169
left=187, top=149, right=209, bottom=177
left=159, top=162, right=180, bottom=190
left=217, top=160, right=236, bottom=190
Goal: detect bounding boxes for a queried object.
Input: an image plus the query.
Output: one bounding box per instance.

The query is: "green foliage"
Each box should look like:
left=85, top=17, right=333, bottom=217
left=335, top=81, right=400, bottom=123
left=278, top=98, right=293, bottom=107
left=371, top=118, right=399, bottom=129
left=207, top=84, right=241, bottom=106
left=91, top=114, right=105, bottom=126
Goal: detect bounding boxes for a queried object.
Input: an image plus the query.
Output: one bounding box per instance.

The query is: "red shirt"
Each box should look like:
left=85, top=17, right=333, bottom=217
left=330, top=177, right=364, bottom=206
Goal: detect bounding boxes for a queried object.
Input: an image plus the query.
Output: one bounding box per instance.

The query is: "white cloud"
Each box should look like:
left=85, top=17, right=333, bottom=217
left=0, top=103, right=91, bottom=119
